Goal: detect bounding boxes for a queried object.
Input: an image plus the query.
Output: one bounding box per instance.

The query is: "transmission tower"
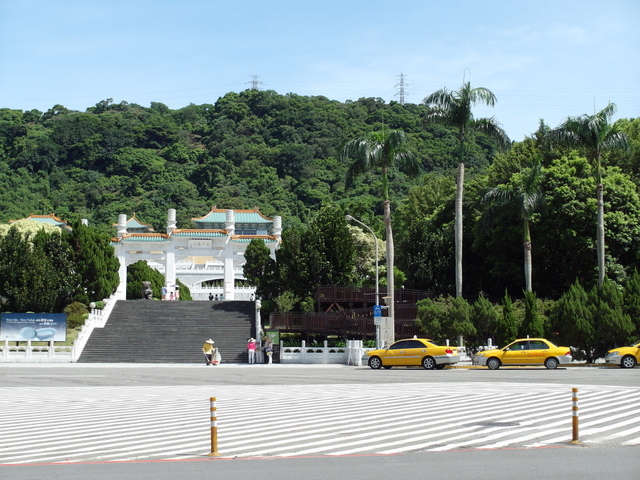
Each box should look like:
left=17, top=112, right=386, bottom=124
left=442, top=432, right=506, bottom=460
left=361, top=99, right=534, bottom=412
left=395, top=73, right=408, bottom=104
left=247, top=75, right=262, bottom=90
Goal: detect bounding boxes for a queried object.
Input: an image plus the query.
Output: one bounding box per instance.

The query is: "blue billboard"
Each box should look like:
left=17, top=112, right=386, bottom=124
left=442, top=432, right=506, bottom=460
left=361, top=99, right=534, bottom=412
left=0, top=313, right=67, bottom=342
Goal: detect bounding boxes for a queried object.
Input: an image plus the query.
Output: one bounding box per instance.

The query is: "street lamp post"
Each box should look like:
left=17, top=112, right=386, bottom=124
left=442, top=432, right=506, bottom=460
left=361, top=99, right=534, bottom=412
left=346, top=214, right=381, bottom=348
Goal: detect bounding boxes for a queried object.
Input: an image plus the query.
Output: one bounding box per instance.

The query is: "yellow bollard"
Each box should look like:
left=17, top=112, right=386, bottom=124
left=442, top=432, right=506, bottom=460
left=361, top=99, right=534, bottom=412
left=570, top=387, right=582, bottom=444
left=208, top=397, right=220, bottom=456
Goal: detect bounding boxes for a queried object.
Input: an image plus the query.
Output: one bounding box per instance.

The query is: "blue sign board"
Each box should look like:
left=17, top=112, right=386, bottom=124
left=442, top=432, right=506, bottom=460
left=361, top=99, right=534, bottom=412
left=0, top=313, right=67, bottom=342
left=373, top=305, right=382, bottom=317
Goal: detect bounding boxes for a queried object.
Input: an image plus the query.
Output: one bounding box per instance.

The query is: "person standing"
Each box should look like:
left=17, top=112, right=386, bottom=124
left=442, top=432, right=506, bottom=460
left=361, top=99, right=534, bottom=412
left=263, top=337, right=273, bottom=364
left=202, top=339, right=216, bottom=366
left=247, top=338, right=257, bottom=364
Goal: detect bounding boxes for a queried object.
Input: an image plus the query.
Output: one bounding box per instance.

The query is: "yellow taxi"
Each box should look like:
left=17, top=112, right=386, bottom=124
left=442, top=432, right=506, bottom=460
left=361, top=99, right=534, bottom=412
left=362, top=338, right=460, bottom=370
left=604, top=341, right=640, bottom=368
left=473, top=338, right=572, bottom=370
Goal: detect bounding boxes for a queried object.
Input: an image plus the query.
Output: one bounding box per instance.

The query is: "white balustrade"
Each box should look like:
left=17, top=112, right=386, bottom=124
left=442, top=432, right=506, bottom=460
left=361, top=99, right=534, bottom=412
left=279, top=340, right=364, bottom=365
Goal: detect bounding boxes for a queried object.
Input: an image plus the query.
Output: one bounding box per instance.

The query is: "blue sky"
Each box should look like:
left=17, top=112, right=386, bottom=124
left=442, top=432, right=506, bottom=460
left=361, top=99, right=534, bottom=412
left=1, top=0, right=638, bottom=141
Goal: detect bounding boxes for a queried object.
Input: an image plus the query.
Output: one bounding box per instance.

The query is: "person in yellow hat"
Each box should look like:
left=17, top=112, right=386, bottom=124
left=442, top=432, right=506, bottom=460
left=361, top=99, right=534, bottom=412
left=202, top=339, right=216, bottom=366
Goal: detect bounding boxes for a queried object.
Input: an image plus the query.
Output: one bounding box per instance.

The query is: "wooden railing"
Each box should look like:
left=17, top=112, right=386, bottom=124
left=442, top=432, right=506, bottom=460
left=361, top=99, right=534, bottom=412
left=269, top=303, right=422, bottom=338
left=268, top=287, right=431, bottom=338
left=315, top=286, right=432, bottom=307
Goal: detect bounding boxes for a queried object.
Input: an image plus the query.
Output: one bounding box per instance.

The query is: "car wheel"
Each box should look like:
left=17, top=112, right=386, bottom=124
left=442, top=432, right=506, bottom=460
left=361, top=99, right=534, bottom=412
left=368, top=356, right=382, bottom=369
left=487, top=357, right=501, bottom=370
left=620, top=355, right=637, bottom=369
left=435, top=364, right=446, bottom=370
left=421, top=356, right=436, bottom=370
left=544, top=357, right=559, bottom=369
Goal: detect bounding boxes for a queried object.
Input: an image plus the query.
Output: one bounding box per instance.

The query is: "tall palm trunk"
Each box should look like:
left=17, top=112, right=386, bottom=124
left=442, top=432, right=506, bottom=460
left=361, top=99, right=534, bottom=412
left=596, top=181, right=605, bottom=285
left=455, top=163, right=464, bottom=298
left=523, top=218, right=532, bottom=292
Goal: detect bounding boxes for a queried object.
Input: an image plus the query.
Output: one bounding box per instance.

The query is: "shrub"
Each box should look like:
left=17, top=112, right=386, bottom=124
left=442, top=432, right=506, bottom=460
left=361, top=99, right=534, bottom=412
left=64, top=301, right=88, bottom=329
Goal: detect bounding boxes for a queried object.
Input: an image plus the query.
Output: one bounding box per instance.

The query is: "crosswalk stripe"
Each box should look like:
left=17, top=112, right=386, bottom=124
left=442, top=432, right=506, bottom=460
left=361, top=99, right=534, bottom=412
left=1, top=382, right=638, bottom=464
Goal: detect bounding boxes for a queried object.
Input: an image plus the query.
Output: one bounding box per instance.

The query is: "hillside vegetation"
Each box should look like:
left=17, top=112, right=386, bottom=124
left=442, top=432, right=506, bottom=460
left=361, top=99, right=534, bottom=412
left=1, top=90, right=639, bottom=301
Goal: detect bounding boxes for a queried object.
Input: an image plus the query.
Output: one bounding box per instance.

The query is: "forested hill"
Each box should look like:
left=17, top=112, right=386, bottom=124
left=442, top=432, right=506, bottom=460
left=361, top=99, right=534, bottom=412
left=3, top=90, right=640, bottom=299
left=0, top=90, right=503, bottom=232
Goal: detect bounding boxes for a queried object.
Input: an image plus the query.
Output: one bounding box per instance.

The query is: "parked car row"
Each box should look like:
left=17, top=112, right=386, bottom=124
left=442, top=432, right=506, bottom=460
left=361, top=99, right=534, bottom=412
left=362, top=338, right=640, bottom=370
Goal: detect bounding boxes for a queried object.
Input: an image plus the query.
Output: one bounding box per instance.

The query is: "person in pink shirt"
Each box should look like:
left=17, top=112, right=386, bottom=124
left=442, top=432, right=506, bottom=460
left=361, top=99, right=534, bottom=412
left=247, top=338, right=257, bottom=364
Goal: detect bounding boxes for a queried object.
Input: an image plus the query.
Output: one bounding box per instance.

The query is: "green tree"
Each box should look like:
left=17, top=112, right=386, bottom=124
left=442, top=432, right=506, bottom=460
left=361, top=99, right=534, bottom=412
left=482, top=158, right=545, bottom=292
left=275, top=226, right=310, bottom=304
left=243, top=238, right=277, bottom=299
left=423, top=82, right=510, bottom=297
left=346, top=221, right=387, bottom=290
left=498, top=291, right=519, bottom=346
left=520, top=291, right=545, bottom=338
left=64, top=301, right=89, bottom=329
left=415, top=296, right=447, bottom=339
left=68, top=221, right=120, bottom=303
left=0, top=226, right=78, bottom=312
left=274, top=290, right=299, bottom=313
left=307, top=204, right=356, bottom=287
left=623, top=269, right=640, bottom=337
left=343, top=129, right=419, bottom=341
left=550, top=103, right=630, bottom=284
left=126, top=260, right=165, bottom=299
left=274, top=205, right=356, bottom=309
left=590, top=279, right=634, bottom=358
left=469, top=295, right=500, bottom=350
left=415, top=295, right=475, bottom=345
left=549, top=281, right=594, bottom=361
left=534, top=154, right=640, bottom=295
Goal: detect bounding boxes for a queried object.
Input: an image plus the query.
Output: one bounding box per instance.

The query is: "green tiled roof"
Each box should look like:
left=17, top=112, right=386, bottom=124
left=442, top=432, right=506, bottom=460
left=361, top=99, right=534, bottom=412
left=172, top=231, right=226, bottom=237
left=194, top=210, right=272, bottom=225
left=34, top=217, right=65, bottom=226
left=232, top=237, right=278, bottom=243
left=127, top=218, right=152, bottom=229
left=120, top=236, right=169, bottom=243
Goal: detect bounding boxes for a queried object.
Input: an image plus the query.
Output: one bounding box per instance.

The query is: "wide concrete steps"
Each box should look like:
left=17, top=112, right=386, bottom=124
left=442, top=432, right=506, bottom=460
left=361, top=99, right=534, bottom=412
left=78, top=300, right=255, bottom=363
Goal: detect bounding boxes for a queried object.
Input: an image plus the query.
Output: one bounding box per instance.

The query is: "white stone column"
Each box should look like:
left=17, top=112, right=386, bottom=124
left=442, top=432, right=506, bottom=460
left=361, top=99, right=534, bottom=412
left=225, top=210, right=235, bottom=236
left=255, top=299, right=262, bottom=341
left=117, top=214, right=127, bottom=238
left=165, top=247, right=176, bottom=292
left=167, top=208, right=176, bottom=235
left=116, top=253, right=127, bottom=300
left=223, top=255, right=234, bottom=300
left=273, top=216, right=282, bottom=240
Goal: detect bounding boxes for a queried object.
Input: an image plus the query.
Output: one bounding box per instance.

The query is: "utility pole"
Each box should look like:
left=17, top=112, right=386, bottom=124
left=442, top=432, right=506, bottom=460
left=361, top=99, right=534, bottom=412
left=395, top=73, right=408, bottom=104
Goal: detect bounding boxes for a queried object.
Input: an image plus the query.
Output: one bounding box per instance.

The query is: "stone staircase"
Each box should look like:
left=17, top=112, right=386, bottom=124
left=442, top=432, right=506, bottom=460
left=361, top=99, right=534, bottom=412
left=78, top=300, right=255, bottom=363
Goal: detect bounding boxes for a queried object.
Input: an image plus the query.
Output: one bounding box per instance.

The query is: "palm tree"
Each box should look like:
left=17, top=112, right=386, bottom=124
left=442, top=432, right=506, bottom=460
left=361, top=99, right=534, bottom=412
left=482, top=159, right=545, bottom=292
left=549, top=103, right=629, bottom=284
left=423, top=82, right=510, bottom=298
left=343, top=129, right=419, bottom=346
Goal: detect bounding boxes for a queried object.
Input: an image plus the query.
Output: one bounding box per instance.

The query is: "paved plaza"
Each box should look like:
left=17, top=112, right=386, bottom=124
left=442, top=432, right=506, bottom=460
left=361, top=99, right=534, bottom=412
left=1, top=364, right=639, bottom=465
